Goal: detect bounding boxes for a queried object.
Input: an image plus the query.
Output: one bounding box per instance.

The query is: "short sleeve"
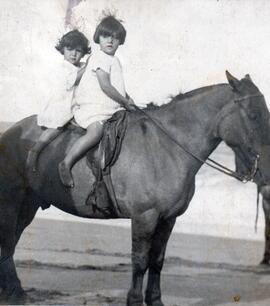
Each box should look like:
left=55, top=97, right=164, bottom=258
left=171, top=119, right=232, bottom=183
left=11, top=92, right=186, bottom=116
left=89, top=51, right=112, bottom=74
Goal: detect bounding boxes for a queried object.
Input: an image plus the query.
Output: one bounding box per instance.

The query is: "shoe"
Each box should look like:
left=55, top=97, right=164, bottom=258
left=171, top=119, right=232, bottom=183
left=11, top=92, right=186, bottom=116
left=58, top=161, right=74, bottom=188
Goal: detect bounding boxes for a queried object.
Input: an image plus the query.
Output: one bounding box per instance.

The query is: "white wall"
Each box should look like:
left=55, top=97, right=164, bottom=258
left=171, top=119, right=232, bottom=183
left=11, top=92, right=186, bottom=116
left=0, top=0, right=68, bottom=121
left=1, top=0, right=270, bottom=121
left=0, top=0, right=269, bottom=239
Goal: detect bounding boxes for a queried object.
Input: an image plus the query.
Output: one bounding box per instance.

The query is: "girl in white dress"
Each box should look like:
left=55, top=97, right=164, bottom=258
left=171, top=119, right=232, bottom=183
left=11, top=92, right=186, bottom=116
left=27, top=30, right=91, bottom=171
left=58, top=15, right=137, bottom=187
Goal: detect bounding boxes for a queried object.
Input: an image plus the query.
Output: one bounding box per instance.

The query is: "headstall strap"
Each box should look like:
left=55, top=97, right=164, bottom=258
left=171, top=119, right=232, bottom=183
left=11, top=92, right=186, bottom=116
left=234, top=93, right=263, bottom=103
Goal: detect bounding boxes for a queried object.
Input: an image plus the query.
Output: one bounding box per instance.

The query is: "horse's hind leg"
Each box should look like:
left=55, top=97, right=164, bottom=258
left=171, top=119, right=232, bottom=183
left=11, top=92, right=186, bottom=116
left=0, top=195, right=24, bottom=302
left=0, top=189, right=39, bottom=303
left=127, top=211, right=159, bottom=306
left=145, top=217, right=176, bottom=306
left=261, top=188, right=270, bottom=265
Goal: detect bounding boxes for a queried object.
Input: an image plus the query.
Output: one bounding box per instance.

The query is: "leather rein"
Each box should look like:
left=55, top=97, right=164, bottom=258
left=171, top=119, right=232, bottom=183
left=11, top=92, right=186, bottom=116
left=133, top=93, right=263, bottom=183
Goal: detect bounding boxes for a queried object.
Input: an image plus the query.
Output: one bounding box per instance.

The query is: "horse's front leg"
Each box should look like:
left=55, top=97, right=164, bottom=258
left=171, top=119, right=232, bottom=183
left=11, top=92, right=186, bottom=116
left=145, top=217, right=176, bottom=306
left=261, top=187, right=270, bottom=265
left=127, top=209, right=159, bottom=306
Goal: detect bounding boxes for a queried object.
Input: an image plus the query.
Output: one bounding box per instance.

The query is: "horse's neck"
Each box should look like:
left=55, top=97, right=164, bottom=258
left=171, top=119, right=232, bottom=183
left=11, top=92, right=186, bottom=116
left=148, top=85, right=233, bottom=163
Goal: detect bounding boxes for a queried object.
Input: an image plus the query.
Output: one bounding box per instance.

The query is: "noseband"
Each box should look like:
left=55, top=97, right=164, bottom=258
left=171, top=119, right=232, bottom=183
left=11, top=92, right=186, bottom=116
left=133, top=92, right=263, bottom=183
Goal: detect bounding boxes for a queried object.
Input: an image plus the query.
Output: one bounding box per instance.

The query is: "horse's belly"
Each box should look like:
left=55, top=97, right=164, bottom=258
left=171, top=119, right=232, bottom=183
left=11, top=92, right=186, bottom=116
left=29, top=158, right=99, bottom=218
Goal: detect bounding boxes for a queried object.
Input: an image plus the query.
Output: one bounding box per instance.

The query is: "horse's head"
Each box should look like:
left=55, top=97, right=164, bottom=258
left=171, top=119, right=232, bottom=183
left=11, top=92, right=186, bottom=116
left=217, top=71, right=270, bottom=181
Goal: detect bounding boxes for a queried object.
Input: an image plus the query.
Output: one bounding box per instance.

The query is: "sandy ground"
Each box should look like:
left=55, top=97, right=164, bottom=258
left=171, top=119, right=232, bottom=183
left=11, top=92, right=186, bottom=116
left=10, top=217, right=270, bottom=306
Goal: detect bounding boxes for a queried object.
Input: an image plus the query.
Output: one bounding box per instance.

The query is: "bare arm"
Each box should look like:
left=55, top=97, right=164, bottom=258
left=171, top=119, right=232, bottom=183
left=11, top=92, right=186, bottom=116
left=96, top=68, right=136, bottom=111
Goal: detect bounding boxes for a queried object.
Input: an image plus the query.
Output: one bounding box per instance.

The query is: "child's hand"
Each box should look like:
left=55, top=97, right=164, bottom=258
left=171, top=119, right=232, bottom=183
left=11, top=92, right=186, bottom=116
left=124, top=103, right=137, bottom=112
left=128, top=97, right=138, bottom=111
left=128, top=97, right=135, bottom=105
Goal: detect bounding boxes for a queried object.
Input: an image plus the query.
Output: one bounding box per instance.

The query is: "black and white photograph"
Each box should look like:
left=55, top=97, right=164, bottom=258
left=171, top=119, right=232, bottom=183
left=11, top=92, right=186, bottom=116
left=1, top=0, right=270, bottom=305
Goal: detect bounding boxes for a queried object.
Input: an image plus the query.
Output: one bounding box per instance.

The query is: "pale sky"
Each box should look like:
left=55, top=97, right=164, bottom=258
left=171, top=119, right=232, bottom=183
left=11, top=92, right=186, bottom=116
left=1, top=0, right=270, bottom=122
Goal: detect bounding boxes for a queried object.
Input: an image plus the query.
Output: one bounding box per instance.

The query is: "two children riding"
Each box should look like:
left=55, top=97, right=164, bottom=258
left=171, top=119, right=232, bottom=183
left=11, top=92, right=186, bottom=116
left=28, top=15, right=136, bottom=187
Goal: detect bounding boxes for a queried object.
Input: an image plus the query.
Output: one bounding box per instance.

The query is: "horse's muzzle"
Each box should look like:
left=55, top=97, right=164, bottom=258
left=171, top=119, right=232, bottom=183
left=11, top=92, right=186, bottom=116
left=241, top=154, right=260, bottom=183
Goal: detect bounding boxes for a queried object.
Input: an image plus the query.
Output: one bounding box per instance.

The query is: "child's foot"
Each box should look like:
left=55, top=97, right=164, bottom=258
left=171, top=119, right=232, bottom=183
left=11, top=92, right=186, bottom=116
left=58, top=161, right=74, bottom=188
left=26, top=150, right=38, bottom=172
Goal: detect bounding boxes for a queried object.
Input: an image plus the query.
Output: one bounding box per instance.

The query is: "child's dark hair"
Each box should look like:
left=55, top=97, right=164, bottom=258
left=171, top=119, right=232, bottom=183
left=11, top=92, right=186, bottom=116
left=93, top=16, right=126, bottom=45
left=55, top=30, right=91, bottom=55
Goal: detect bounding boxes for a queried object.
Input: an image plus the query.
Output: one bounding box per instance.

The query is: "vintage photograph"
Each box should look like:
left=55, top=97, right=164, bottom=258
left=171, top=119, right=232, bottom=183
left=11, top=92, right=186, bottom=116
left=1, top=0, right=270, bottom=305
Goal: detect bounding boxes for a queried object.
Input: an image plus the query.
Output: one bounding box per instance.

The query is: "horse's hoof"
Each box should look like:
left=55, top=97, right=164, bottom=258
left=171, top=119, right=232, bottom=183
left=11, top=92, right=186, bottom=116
left=145, top=290, right=164, bottom=306
left=8, top=293, right=27, bottom=305
left=145, top=298, right=164, bottom=306
left=0, top=287, right=27, bottom=305
left=126, top=291, right=144, bottom=306
left=260, top=259, right=270, bottom=266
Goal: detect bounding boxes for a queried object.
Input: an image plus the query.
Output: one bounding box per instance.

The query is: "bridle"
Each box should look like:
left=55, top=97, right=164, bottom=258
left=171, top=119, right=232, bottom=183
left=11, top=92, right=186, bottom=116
left=133, top=93, right=264, bottom=183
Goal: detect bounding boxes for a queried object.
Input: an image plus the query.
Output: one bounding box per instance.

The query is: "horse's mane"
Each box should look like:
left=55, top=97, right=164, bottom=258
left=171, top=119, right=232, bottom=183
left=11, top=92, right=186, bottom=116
left=144, top=84, right=227, bottom=110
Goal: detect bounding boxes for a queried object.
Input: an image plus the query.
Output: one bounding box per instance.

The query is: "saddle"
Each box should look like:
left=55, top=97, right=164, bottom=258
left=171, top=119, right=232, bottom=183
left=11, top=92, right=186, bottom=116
left=72, top=110, right=128, bottom=217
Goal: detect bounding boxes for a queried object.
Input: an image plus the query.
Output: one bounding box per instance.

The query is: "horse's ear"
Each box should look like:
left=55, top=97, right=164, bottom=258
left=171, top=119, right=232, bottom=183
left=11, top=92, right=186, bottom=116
left=226, top=70, right=240, bottom=90
left=245, top=74, right=252, bottom=81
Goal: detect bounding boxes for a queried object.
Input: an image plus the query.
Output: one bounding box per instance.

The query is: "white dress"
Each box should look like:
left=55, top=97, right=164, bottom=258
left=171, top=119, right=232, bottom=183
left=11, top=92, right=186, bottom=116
left=37, top=54, right=78, bottom=129
left=73, top=49, right=126, bottom=128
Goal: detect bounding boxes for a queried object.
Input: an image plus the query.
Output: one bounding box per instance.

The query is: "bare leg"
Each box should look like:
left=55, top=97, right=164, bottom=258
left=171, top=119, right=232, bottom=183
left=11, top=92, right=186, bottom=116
left=58, top=121, right=103, bottom=187
left=145, top=217, right=176, bottom=306
left=26, top=128, right=62, bottom=171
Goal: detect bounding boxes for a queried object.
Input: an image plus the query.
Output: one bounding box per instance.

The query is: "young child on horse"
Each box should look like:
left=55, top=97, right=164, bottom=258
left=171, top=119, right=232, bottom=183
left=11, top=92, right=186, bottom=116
left=58, top=15, right=137, bottom=188
left=27, top=30, right=91, bottom=171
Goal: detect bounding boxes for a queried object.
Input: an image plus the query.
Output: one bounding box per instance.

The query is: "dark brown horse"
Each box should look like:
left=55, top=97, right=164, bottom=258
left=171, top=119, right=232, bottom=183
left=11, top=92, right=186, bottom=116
left=0, top=72, right=269, bottom=306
